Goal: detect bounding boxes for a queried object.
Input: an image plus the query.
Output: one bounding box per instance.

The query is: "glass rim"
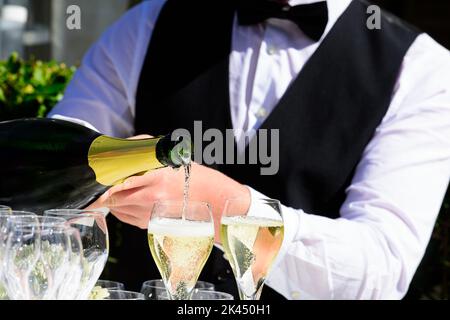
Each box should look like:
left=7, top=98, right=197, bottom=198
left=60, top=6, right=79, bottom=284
left=222, top=197, right=283, bottom=222
left=5, top=215, right=66, bottom=225
left=8, top=222, right=74, bottom=233
left=44, top=209, right=107, bottom=217
left=191, top=289, right=234, bottom=298
left=106, top=289, right=145, bottom=298
left=0, top=210, right=36, bottom=217
left=153, top=200, right=212, bottom=210
left=224, top=197, right=281, bottom=205
left=141, top=279, right=214, bottom=287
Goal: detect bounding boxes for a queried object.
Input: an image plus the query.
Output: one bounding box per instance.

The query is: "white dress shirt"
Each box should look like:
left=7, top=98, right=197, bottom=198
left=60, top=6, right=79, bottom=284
left=49, top=0, right=450, bottom=299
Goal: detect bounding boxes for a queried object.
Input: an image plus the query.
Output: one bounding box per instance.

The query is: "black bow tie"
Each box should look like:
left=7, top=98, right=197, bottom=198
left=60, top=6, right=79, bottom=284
left=236, top=0, right=329, bottom=41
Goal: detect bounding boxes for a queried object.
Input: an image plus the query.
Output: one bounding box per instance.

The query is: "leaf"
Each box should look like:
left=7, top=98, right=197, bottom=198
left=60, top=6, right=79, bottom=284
left=37, top=104, right=47, bottom=118
left=32, top=67, right=45, bottom=85
left=0, top=87, right=5, bottom=102
left=0, top=53, right=76, bottom=118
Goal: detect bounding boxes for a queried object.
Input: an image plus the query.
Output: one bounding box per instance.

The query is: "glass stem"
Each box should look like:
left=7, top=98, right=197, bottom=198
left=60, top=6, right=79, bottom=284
left=238, top=284, right=264, bottom=300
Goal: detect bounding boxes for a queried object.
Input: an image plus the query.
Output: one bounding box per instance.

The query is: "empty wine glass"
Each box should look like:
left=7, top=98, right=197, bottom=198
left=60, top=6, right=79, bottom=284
left=140, top=279, right=215, bottom=300
left=0, top=211, right=37, bottom=300
left=2, top=216, right=69, bottom=300
left=104, top=290, right=145, bottom=300
left=147, top=201, right=214, bottom=300
left=191, top=290, right=234, bottom=300
left=141, top=285, right=233, bottom=301
left=220, top=198, right=284, bottom=300
left=143, top=279, right=215, bottom=290
left=55, top=227, right=84, bottom=300
left=0, top=206, right=11, bottom=215
left=140, top=282, right=169, bottom=300
left=95, top=280, right=125, bottom=290
left=44, top=209, right=109, bottom=300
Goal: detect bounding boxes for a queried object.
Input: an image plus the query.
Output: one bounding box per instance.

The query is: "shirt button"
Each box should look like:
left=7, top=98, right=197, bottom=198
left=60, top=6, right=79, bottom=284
left=266, top=45, right=278, bottom=55
left=291, top=291, right=301, bottom=299
left=255, top=107, right=267, bottom=118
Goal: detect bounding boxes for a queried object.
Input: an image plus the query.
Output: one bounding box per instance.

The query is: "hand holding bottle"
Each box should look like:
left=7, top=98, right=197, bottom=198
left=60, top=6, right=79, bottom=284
left=87, top=162, right=250, bottom=242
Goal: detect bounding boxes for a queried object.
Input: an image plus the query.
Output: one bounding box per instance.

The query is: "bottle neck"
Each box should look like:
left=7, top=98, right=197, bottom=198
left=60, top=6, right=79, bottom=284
left=88, top=136, right=164, bottom=186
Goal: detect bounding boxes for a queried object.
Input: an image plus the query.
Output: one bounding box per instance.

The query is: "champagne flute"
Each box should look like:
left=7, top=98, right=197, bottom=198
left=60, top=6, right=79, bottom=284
left=140, top=279, right=215, bottom=300
left=56, top=227, right=84, bottom=300
left=105, top=290, right=145, bottom=300
left=0, top=206, right=11, bottom=215
left=2, top=216, right=68, bottom=300
left=96, top=280, right=125, bottom=290
left=44, top=209, right=109, bottom=300
left=220, top=198, right=284, bottom=300
left=147, top=200, right=214, bottom=300
left=190, top=290, right=234, bottom=300
left=0, top=211, right=36, bottom=300
left=142, top=287, right=233, bottom=300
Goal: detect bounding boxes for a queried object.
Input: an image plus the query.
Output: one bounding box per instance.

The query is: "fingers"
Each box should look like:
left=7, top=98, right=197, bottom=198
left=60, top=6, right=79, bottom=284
left=110, top=206, right=152, bottom=229
left=107, top=168, right=169, bottom=197
left=103, top=187, right=154, bottom=208
left=111, top=210, right=145, bottom=229
left=127, top=134, right=154, bottom=140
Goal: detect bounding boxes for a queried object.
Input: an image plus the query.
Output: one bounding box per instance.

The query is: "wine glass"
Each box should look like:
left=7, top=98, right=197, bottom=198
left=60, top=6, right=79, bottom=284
left=104, top=290, right=145, bottom=300
left=0, top=211, right=36, bottom=300
left=141, top=285, right=233, bottom=300
left=147, top=200, right=214, bottom=300
left=190, top=290, right=234, bottom=300
left=2, top=216, right=69, bottom=300
left=140, top=279, right=215, bottom=300
left=220, top=198, right=284, bottom=300
left=96, top=280, right=125, bottom=290
left=44, top=209, right=109, bottom=300
left=55, top=227, right=84, bottom=300
left=0, top=206, right=11, bottom=215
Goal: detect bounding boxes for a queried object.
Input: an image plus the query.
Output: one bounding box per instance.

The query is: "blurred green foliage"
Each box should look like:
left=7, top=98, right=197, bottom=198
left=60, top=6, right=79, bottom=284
left=0, top=52, right=76, bottom=121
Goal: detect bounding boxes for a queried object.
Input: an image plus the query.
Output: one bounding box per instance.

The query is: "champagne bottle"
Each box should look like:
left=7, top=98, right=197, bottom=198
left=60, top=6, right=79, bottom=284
left=0, top=118, right=191, bottom=212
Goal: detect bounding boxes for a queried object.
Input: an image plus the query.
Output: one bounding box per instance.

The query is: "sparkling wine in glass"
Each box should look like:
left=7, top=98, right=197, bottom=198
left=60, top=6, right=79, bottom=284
left=147, top=201, right=214, bottom=300
left=220, top=198, right=284, bottom=300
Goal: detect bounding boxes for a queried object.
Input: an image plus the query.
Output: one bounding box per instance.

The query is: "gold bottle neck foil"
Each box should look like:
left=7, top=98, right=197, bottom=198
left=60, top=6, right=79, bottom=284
left=88, top=136, right=164, bottom=186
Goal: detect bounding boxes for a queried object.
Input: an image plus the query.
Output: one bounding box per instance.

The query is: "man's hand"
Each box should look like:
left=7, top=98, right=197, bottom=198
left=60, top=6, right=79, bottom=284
left=88, top=162, right=250, bottom=242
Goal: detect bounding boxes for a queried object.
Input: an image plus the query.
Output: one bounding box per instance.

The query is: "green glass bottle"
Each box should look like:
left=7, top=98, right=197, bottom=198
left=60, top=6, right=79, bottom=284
left=0, top=118, right=191, bottom=212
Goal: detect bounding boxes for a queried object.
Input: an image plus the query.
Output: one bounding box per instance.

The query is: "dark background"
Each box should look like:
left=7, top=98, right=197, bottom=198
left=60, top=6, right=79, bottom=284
left=372, top=0, right=450, bottom=48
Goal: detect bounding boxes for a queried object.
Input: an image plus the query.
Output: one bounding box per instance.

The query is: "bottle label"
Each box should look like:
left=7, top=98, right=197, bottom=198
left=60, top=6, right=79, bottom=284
left=88, top=136, right=164, bottom=186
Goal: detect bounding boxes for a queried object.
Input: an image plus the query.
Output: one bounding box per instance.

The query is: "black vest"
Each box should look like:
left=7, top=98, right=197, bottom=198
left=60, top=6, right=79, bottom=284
left=108, top=0, right=419, bottom=300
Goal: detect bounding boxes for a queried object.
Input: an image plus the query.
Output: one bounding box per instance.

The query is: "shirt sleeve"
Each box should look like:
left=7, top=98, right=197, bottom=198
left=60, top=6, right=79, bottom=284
left=48, top=0, right=166, bottom=137
left=247, top=34, right=450, bottom=300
